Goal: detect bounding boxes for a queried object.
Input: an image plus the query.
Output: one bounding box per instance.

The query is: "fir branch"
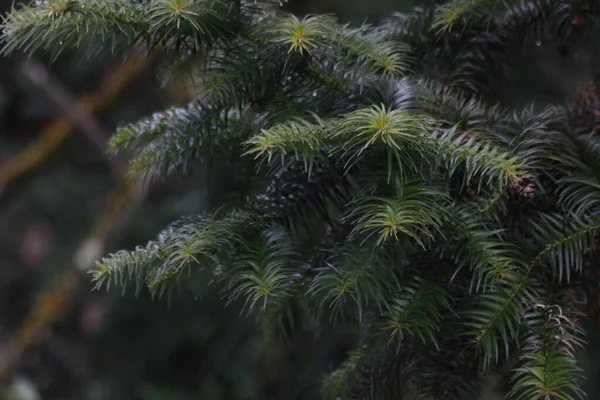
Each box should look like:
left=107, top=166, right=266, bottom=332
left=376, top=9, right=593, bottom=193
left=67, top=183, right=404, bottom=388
left=527, top=212, right=600, bottom=282
left=92, top=212, right=249, bottom=296
left=6, top=0, right=600, bottom=396
left=244, top=116, right=328, bottom=173
left=338, top=26, right=412, bottom=78
left=249, top=160, right=355, bottom=235
left=332, top=104, right=437, bottom=179
left=432, top=0, right=496, bottom=35
left=510, top=295, right=586, bottom=400
left=443, top=204, right=522, bottom=293
left=224, top=229, right=298, bottom=315
left=109, top=102, right=257, bottom=180
left=347, top=183, right=450, bottom=248
left=556, top=133, right=600, bottom=216
left=1, top=0, right=252, bottom=59
left=383, top=275, right=451, bottom=349
left=431, top=125, right=526, bottom=191
left=266, top=14, right=334, bottom=55
left=460, top=276, right=536, bottom=370
left=321, top=348, right=366, bottom=399
left=500, top=0, right=573, bottom=43
left=308, top=249, right=399, bottom=322
left=2, top=0, right=147, bottom=59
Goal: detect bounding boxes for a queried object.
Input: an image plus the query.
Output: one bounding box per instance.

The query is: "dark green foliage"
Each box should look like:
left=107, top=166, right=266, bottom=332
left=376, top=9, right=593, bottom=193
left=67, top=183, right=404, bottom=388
left=5, top=0, right=600, bottom=398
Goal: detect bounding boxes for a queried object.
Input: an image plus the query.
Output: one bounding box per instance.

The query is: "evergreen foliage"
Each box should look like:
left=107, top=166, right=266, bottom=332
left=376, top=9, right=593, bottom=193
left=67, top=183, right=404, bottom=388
left=4, top=0, right=600, bottom=398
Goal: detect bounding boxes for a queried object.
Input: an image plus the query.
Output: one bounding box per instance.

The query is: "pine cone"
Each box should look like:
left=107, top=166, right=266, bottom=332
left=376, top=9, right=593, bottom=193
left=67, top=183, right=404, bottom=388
left=506, top=176, right=536, bottom=200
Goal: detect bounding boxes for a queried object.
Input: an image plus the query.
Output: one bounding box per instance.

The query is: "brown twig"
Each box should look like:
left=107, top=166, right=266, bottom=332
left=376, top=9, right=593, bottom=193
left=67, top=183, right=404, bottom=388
left=22, top=58, right=128, bottom=179
left=0, top=176, right=146, bottom=383
left=22, top=60, right=110, bottom=153
left=0, top=171, right=147, bottom=381
left=0, top=49, right=149, bottom=192
left=0, top=50, right=152, bottom=383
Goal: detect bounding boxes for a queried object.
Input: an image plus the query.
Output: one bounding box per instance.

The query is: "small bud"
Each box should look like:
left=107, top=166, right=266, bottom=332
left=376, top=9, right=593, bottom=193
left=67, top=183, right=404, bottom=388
left=571, top=12, right=588, bottom=30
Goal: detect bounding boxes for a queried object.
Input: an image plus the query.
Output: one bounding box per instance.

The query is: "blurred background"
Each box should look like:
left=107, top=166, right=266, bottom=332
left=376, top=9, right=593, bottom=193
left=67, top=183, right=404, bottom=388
left=0, top=1, right=599, bottom=399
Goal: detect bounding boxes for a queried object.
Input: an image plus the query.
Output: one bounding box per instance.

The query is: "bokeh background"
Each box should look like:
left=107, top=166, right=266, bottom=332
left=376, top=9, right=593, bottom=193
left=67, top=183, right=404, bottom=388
left=0, top=1, right=599, bottom=399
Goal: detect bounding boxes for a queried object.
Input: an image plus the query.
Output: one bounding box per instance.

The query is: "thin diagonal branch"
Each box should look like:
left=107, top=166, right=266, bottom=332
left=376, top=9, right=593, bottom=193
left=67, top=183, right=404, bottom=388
left=0, top=49, right=151, bottom=192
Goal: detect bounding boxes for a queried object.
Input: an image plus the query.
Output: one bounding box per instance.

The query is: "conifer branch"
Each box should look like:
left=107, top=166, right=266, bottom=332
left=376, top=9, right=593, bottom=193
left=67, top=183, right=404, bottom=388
left=92, top=212, right=248, bottom=296
left=443, top=204, right=522, bottom=293
left=5, top=0, right=600, bottom=396
left=510, top=293, right=586, bottom=400
left=383, top=275, right=451, bottom=348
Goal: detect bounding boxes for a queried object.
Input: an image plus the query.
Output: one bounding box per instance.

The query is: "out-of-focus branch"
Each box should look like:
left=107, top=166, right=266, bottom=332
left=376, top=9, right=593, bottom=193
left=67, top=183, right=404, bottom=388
left=0, top=49, right=153, bottom=384
left=22, top=58, right=132, bottom=178
left=0, top=175, right=146, bottom=383
left=73, top=176, right=146, bottom=272
left=0, top=49, right=149, bottom=192
left=22, top=59, right=110, bottom=153
left=22, top=59, right=127, bottom=178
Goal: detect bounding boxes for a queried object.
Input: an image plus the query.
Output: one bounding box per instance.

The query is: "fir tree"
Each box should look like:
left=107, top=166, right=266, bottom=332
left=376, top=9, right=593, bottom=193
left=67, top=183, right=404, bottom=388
left=3, top=0, right=600, bottom=398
